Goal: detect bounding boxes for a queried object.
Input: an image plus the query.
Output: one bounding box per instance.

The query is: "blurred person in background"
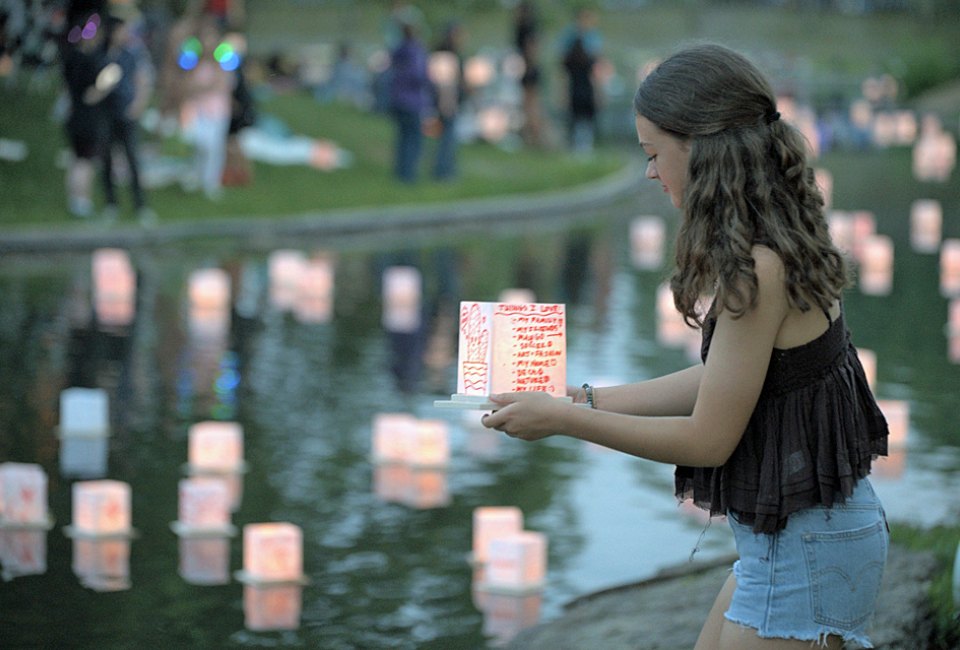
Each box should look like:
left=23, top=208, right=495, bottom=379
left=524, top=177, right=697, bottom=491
left=513, top=0, right=545, bottom=148
left=559, top=5, right=602, bottom=155
left=388, top=16, right=429, bottom=184
left=430, top=20, right=466, bottom=182
left=99, top=5, right=155, bottom=224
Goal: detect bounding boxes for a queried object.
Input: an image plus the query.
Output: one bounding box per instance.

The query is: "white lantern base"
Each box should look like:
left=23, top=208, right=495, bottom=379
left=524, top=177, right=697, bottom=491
left=0, top=514, right=55, bottom=531
left=182, top=461, right=249, bottom=476
left=63, top=525, right=138, bottom=540
left=434, top=394, right=579, bottom=410
left=473, top=579, right=546, bottom=597
left=234, top=569, right=311, bottom=587
left=169, top=520, right=237, bottom=538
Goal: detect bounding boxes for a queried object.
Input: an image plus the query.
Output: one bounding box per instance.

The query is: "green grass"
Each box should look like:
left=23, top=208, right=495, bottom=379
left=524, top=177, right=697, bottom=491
left=0, top=81, right=624, bottom=231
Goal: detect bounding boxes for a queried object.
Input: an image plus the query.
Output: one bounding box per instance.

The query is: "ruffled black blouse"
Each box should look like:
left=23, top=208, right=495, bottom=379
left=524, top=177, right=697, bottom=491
left=675, top=306, right=889, bottom=534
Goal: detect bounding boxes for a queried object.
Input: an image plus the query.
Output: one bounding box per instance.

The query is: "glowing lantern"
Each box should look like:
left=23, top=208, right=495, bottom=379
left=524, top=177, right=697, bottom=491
left=656, top=283, right=691, bottom=349
left=948, top=299, right=960, bottom=336
left=850, top=211, right=877, bottom=260
left=464, top=55, right=495, bottom=88
left=174, top=477, right=233, bottom=535
left=410, top=419, right=450, bottom=468
left=940, top=240, right=960, bottom=297
left=895, top=110, right=917, bottom=145
left=244, top=584, right=302, bottom=631
left=472, top=506, right=523, bottom=565
left=827, top=211, right=855, bottom=253
left=382, top=266, right=422, bottom=333
left=268, top=249, right=308, bottom=311
left=373, top=462, right=410, bottom=503
left=371, top=413, right=417, bottom=464
left=91, top=248, right=136, bottom=328
left=0, top=529, right=46, bottom=580
left=72, top=537, right=130, bottom=592
left=187, top=421, right=245, bottom=473
left=857, top=234, right=894, bottom=296
left=59, top=387, right=109, bottom=437
left=70, top=480, right=131, bottom=537
left=188, top=268, right=231, bottom=339
left=179, top=536, right=230, bottom=585
left=483, top=531, right=547, bottom=593
left=871, top=111, right=897, bottom=148
left=877, top=399, right=909, bottom=450
left=0, top=463, right=50, bottom=527
left=629, top=216, right=666, bottom=270
left=401, top=468, right=450, bottom=510
left=240, top=523, right=305, bottom=584
left=436, top=301, right=567, bottom=407
left=912, top=124, right=956, bottom=182
left=910, top=199, right=942, bottom=253
left=294, top=254, right=335, bottom=324
left=857, top=348, right=877, bottom=393
left=498, top=288, right=537, bottom=304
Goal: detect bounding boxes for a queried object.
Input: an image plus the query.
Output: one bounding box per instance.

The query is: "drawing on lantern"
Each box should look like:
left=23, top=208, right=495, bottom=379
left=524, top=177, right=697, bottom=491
left=461, top=302, right=491, bottom=394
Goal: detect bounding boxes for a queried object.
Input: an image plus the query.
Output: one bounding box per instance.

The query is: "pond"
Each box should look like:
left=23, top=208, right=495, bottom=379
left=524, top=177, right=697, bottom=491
left=0, top=183, right=958, bottom=649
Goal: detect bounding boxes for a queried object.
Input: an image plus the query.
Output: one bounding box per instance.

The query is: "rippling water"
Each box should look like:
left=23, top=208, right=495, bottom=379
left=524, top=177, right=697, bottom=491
left=0, top=187, right=957, bottom=648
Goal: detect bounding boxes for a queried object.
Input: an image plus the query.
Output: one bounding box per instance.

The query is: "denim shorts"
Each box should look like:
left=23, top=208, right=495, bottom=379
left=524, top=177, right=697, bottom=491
left=725, top=479, right=888, bottom=648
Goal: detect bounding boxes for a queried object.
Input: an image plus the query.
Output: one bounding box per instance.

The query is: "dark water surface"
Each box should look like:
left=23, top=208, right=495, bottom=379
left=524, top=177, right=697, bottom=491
left=1, top=188, right=957, bottom=649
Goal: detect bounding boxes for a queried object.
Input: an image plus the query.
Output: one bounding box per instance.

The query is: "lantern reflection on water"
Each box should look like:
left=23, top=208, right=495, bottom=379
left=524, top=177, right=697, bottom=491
left=58, top=388, right=111, bottom=478
left=476, top=588, right=542, bottom=647
left=188, top=268, right=231, bottom=340
left=91, top=248, right=136, bottom=329
left=244, top=584, right=302, bottom=631
left=382, top=266, right=422, bottom=334
left=178, top=535, right=230, bottom=585
left=629, top=216, right=665, bottom=270
left=0, top=462, right=51, bottom=528
left=0, top=529, right=46, bottom=580
left=268, top=249, right=307, bottom=311
left=72, top=537, right=130, bottom=592
left=294, top=254, right=336, bottom=324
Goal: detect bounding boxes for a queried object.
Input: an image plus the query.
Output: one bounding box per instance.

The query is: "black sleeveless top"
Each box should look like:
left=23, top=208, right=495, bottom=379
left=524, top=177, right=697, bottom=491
left=675, top=306, right=889, bottom=534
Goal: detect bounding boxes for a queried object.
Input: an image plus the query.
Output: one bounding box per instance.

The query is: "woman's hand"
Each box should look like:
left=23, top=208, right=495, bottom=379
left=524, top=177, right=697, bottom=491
left=480, top=392, right=570, bottom=441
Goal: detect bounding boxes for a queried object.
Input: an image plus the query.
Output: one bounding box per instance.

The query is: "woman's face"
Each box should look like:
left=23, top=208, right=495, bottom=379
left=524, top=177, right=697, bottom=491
left=635, top=114, right=690, bottom=209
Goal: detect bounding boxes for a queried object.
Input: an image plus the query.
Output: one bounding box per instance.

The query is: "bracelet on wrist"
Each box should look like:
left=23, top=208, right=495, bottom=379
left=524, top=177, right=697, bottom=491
left=582, top=383, right=596, bottom=409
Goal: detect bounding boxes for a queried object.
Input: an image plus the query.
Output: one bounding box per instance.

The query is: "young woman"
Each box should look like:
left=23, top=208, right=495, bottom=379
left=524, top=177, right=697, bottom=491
left=480, top=44, right=889, bottom=649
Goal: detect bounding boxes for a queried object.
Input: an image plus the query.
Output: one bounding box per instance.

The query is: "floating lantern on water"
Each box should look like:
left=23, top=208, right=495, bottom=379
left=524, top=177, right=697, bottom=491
left=940, top=239, right=960, bottom=298
left=67, top=480, right=133, bottom=538
left=629, top=216, right=666, bottom=270
left=871, top=111, right=898, bottom=148
left=850, top=211, right=877, bottom=260
left=0, top=463, right=52, bottom=529
left=72, top=537, right=130, bottom=592
left=382, top=266, right=422, bottom=333
left=171, top=477, right=235, bottom=537
left=371, top=412, right=417, bottom=464
left=400, top=467, right=450, bottom=510
left=472, top=506, right=523, bottom=565
left=895, top=110, right=917, bottom=145
left=948, top=299, right=960, bottom=336
left=178, top=535, right=231, bottom=585
left=912, top=118, right=956, bottom=182
left=409, top=419, right=450, bottom=468
left=910, top=199, right=942, bottom=253
left=91, top=248, right=136, bottom=329
left=244, top=584, right=303, bottom=631
left=656, top=283, right=693, bottom=349
left=0, top=529, right=47, bottom=581
left=58, top=387, right=110, bottom=478
left=236, top=522, right=308, bottom=586
left=435, top=301, right=568, bottom=409
left=827, top=210, right=855, bottom=254
left=857, top=234, right=894, bottom=296
left=877, top=399, right=909, bottom=450
left=857, top=348, right=877, bottom=393
left=187, top=421, right=245, bottom=474
left=481, top=531, right=547, bottom=594
left=294, top=253, right=335, bottom=324
left=188, top=268, right=232, bottom=340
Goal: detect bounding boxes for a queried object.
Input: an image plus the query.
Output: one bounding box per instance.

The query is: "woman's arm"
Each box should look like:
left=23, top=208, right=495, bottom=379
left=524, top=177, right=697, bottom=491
left=484, top=248, right=788, bottom=468
left=582, top=364, right=703, bottom=417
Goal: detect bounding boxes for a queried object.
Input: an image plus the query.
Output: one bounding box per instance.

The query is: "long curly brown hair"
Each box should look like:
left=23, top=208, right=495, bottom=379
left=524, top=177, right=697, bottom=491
left=633, top=44, right=850, bottom=327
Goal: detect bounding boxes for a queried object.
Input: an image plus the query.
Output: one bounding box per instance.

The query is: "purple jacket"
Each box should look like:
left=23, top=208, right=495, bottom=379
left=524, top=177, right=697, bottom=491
left=389, top=37, right=430, bottom=114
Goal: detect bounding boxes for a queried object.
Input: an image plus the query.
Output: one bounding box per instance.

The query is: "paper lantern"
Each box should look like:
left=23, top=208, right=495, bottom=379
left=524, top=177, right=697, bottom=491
left=268, top=249, right=308, bottom=311
left=409, top=419, right=450, bottom=468
left=498, top=288, right=537, bottom=304
left=910, top=199, right=942, bottom=253
left=70, top=480, right=131, bottom=537
left=894, top=110, right=917, bottom=145
left=188, top=268, right=231, bottom=339
left=857, top=234, right=894, bottom=296
left=444, top=301, right=567, bottom=400
left=857, top=348, right=877, bottom=393
left=382, top=266, right=422, bottom=333
left=629, top=216, right=666, bottom=270
left=72, top=537, right=130, bottom=591
left=59, top=387, right=109, bottom=437
left=174, top=477, right=233, bottom=535
left=827, top=211, right=855, bottom=253
left=483, top=531, right=547, bottom=593
left=244, top=584, right=302, bottom=631
left=240, top=523, right=305, bottom=584
left=91, top=248, right=136, bottom=328
left=187, top=421, right=245, bottom=473
left=472, top=506, right=523, bottom=565
left=940, top=239, right=960, bottom=298
left=179, top=536, right=230, bottom=585
left=294, top=254, right=335, bottom=324
left=850, top=211, right=876, bottom=259
left=656, top=283, right=693, bottom=349
left=0, top=529, right=46, bottom=580
left=371, top=413, right=417, bottom=464
left=913, top=128, right=956, bottom=182
left=877, top=399, right=909, bottom=450
left=0, top=462, right=50, bottom=527
left=59, top=436, right=109, bottom=479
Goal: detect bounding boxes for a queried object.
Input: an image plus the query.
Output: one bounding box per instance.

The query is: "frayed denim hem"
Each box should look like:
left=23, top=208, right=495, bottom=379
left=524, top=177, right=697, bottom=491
left=723, top=613, right=875, bottom=648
